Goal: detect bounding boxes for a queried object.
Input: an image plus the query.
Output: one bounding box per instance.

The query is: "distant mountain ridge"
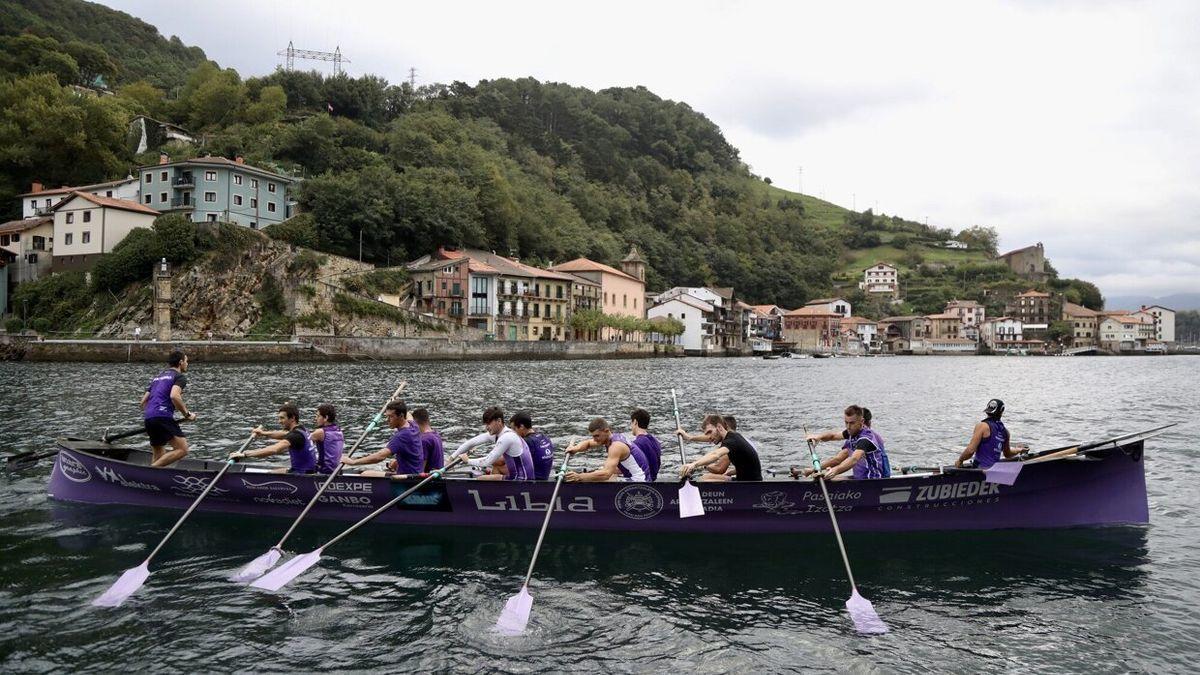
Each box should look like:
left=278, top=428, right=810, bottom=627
left=1105, top=293, right=1200, bottom=312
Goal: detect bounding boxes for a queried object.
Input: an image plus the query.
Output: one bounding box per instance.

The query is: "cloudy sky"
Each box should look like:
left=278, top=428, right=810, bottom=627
left=102, top=0, right=1200, bottom=300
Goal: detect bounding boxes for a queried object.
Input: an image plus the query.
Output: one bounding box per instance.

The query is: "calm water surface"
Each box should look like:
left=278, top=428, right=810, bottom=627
left=1, top=356, right=1197, bottom=673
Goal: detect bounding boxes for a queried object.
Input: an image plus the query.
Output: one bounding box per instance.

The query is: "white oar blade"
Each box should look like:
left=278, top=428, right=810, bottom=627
left=230, top=547, right=282, bottom=583
left=984, top=461, right=1022, bottom=486
left=494, top=586, right=533, bottom=635
left=250, top=549, right=323, bottom=592
left=92, top=562, right=150, bottom=608
left=679, top=481, right=705, bottom=518
left=847, top=589, right=888, bottom=634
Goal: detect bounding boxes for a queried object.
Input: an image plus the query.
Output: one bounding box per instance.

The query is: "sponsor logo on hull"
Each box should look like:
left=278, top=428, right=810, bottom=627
left=97, top=465, right=161, bottom=492
left=468, top=490, right=595, bottom=513
left=58, top=452, right=91, bottom=483
left=753, top=490, right=800, bottom=515
left=242, top=479, right=298, bottom=494
left=172, top=474, right=229, bottom=497
left=876, top=480, right=1003, bottom=510
left=615, top=485, right=664, bottom=520
left=316, top=480, right=373, bottom=495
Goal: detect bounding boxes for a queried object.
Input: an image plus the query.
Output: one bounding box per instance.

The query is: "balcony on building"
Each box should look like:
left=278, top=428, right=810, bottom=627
left=172, top=173, right=195, bottom=188
left=169, top=196, right=194, bottom=209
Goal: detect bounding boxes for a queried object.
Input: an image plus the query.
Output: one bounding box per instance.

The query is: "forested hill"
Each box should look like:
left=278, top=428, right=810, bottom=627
left=0, top=0, right=1104, bottom=314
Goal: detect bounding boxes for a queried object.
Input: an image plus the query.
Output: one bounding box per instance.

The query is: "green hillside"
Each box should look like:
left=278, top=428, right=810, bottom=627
left=0, top=0, right=1104, bottom=321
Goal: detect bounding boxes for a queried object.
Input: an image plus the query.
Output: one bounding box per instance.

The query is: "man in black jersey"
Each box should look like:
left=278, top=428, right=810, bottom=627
left=677, top=414, right=763, bottom=482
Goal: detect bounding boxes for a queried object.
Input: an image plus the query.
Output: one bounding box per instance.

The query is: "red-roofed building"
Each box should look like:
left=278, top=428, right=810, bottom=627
left=50, top=192, right=160, bottom=272
left=0, top=216, right=53, bottom=283
left=551, top=248, right=647, bottom=341
left=748, top=304, right=785, bottom=340
left=782, top=305, right=842, bottom=351
left=18, top=177, right=140, bottom=218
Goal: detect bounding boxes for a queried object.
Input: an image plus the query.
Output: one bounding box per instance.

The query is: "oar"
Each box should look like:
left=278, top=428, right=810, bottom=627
left=93, top=433, right=256, bottom=608
left=495, top=437, right=576, bottom=635
left=5, top=419, right=182, bottom=468
left=983, top=422, right=1180, bottom=486
left=230, top=381, right=407, bottom=582
left=251, top=455, right=464, bottom=592
left=102, top=424, right=153, bottom=443
left=804, top=428, right=888, bottom=634
left=670, top=388, right=704, bottom=518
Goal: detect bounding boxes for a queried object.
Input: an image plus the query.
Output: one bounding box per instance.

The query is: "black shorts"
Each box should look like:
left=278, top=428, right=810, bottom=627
left=145, top=417, right=185, bottom=446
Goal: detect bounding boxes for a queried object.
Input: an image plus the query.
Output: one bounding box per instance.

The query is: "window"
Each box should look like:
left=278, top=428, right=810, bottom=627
left=535, top=283, right=540, bottom=297
left=623, top=294, right=628, bottom=308
left=204, top=192, right=216, bottom=202
left=161, top=171, right=168, bottom=181
left=233, top=195, right=243, bottom=206
left=66, top=213, right=74, bottom=224
left=83, top=211, right=91, bottom=223
left=250, top=198, right=258, bottom=208
left=251, top=178, right=259, bottom=189
left=0, top=234, right=7, bottom=246
left=206, top=213, right=218, bottom=223
left=268, top=183, right=276, bottom=193
left=106, top=190, right=112, bottom=197
left=82, top=231, right=90, bottom=244
left=681, top=313, right=686, bottom=320
left=44, top=198, right=51, bottom=207
left=30, top=199, right=36, bottom=210
left=544, top=304, right=550, bottom=317
left=160, top=192, right=167, bottom=203
left=10, top=233, right=17, bottom=242
left=145, top=174, right=153, bottom=184
left=65, top=233, right=73, bottom=245
left=557, top=285, right=563, bottom=299
left=250, top=222, right=257, bottom=229
left=234, top=175, right=243, bottom=185
left=267, top=202, right=276, bottom=213
left=26, top=253, right=37, bottom=264
left=532, top=304, right=540, bottom=317
left=144, top=194, right=152, bottom=204
left=205, top=171, right=216, bottom=181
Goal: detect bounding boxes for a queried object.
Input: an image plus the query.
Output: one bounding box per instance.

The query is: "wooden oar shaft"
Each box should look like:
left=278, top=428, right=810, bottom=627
left=273, top=381, right=406, bottom=548
left=145, top=433, right=255, bottom=564
left=807, top=437, right=858, bottom=590
left=523, top=448, right=573, bottom=587
left=670, top=388, right=688, bottom=466
left=322, top=456, right=463, bottom=551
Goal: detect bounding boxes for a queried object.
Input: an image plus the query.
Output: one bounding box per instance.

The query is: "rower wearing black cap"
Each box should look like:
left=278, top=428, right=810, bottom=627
left=955, top=399, right=1020, bottom=468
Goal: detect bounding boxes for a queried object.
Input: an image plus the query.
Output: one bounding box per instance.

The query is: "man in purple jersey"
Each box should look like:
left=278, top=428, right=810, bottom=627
left=566, top=417, right=649, bottom=482
left=233, top=403, right=318, bottom=473
left=310, top=403, right=344, bottom=474
left=956, top=399, right=1022, bottom=468
left=451, top=406, right=535, bottom=481
left=510, top=411, right=557, bottom=480
left=412, top=407, right=444, bottom=472
left=341, top=401, right=421, bottom=477
left=804, top=404, right=891, bottom=480
left=629, top=408, right=662, bottom=481
left=140, top=350, right=196, bottom=467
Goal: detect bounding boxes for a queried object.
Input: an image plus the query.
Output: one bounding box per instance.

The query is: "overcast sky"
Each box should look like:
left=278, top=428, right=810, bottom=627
left=101, top=0, right=1200, bottom=300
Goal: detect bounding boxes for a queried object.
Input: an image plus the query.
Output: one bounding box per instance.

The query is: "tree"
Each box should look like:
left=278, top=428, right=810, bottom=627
left=117, top=80, right=166, bottom=117
left=957, top=225, right=999, bottom=256
left=1048, top=320, right=1073, bottom=345
left=243, top=84, right=287, bottom=125
left=63, top=41, right=118, bottom=86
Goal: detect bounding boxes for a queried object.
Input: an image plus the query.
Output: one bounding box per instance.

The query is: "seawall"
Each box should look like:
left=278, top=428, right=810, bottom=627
left=0, top=336, right=679, bottom=363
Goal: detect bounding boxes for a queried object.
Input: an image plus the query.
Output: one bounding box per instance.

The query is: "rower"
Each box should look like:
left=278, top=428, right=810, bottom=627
left=565, top=417, right=649, bottom=482
left=678, top=414, right=755, bottom=479
left=510, top=411, right=557, bottom=480
left=450, top=406, right=535, bottom=481
left=340, top=401, right=421, bottom=477
left=310, top=403, right=344, bottom=474
left=140, top=350, right=197, bottom=468
left=677, top=414, right=763, bottom=482
left=233, top=404, right=317, bottom=473
left=804, top=405, right=891, bottom=480
left=629, top=408, right=662, bottom=481
left=955, top=399, right=1020, bottom=468
left=412, top=407, right=444, bottom=472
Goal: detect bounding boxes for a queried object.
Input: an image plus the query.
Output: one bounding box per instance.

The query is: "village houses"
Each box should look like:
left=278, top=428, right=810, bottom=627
left=944, top=299, right=985, bottom=340
left=51, top=192, right=160, bottom=272
left=550, top=247, right=648, bottom=341
left=859, top=262, right=899, bottom=298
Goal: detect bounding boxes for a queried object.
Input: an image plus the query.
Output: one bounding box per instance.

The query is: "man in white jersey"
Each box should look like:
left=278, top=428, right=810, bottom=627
left=449, top=406, right=535, bottom=481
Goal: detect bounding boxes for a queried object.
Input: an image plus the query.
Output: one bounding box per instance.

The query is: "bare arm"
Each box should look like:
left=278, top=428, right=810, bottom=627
left=567, top=445, right=623, bottom=482
left=252, top=425, right=288, bottom=440
left=681, top=446, right=731, bottom=477
left=825, top=449, right=864, bottom=478
left=805, top=430, right=843, bottom=443
left=343, top=445, right=392, bottom=466
left=802, top=448, right=849, bottom=476
left=675, top=428, right=712, bottom=443
left=237, top=439, right=290, bottom=459
left=139, top=392, right=149, bottom=410
left=956, top=422, right=988, bottom=467
left=169, top=384, right=194, bottom=419
left=309, top=427, right=325, bottom=443
left=1002, top=434, right=1022, bottom=459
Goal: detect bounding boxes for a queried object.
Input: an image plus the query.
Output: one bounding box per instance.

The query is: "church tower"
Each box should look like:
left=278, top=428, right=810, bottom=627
left=620, top=245, right=646, bottom=282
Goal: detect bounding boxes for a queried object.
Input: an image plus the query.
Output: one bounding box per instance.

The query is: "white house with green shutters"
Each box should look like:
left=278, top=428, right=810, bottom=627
left=138, top=155, right=297, bottom=229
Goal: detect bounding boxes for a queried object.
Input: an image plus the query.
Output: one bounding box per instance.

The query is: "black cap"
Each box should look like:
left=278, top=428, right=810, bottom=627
left=985, top=399, right=1005, bottom=417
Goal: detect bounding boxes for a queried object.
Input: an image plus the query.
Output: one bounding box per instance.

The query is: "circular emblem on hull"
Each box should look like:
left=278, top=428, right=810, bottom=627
left=614, top=484, right=664, bottom=520
left=58, top=451, right=91, bottom=483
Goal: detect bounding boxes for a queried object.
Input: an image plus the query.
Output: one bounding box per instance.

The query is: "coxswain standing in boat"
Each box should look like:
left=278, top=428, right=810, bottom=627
left=232, top=403, right=318, bottom=473
left=140, top=350, right=196, bottom=468
left=412, top=408, right=444, bottom=473
left=955, top=399, right=1021, bottom=468
left=565, top=417, right=650, bottom=482
left=510, top=411, right=557, bottom=480
left=629, top=409, right=663, bottom=481
left=677, top=414, right=763, bottom=482
left=340, top=401, right=420, bottom=477
left=449, top=406, right=535, bottom=481
left=803, top=404, right=891, bottom=480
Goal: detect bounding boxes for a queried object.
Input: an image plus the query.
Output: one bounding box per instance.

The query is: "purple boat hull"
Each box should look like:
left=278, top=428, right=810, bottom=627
left=47, top=438, right=1150, bottom=533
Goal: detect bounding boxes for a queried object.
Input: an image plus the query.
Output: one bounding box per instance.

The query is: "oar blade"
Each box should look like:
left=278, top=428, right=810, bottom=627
left=678, top=481, right=705, bottom=518
left=984, top=461, right=1022, bottom=486
left=92, top=562, right=150, bottom=608
left=250, top=549, right=323, bottom=592
left=846, top=589, right=888, bottom=634
left=494, top=586, right=533, bottom=635
left=229, top=547, right=282, bottom=583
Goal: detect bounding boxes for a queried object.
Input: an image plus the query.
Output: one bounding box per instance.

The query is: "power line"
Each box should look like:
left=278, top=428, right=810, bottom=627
left=408, top=67, right=418, bottom=88
left=277, top=41, right=350, bottom=75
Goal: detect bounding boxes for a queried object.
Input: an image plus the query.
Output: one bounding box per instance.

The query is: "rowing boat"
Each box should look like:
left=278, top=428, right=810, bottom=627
left=46, top=428, right=1161, bottom=533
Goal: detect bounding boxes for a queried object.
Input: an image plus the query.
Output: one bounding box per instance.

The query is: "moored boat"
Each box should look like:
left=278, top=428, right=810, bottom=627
left=46, top=428, right=1163, bottom=534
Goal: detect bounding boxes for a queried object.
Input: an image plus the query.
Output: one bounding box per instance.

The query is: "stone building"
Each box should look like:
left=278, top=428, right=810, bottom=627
left=997, top=242, right=1049, bottom=281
